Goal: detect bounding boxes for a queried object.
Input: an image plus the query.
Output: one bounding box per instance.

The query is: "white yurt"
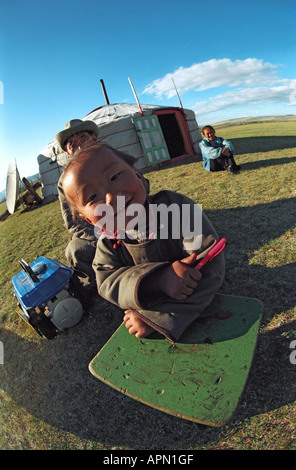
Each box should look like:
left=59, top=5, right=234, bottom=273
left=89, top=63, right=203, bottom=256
left=37, top=103, right=202, bottom=204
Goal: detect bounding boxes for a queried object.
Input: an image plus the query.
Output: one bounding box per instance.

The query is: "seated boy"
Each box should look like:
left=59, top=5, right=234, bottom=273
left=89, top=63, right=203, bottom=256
left=62, top=143, right=225, bottom=342
left=199, top=125, right=240, bottom=174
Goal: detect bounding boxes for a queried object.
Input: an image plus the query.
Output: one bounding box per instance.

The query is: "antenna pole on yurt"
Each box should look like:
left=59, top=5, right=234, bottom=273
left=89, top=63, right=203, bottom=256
left=128, top=77, right=144, bottom=116
left=100, top=79, right=110, bottom=105
left=171, top=77, right=184, bottom=111
left=172, top=77, right=195, bottom=153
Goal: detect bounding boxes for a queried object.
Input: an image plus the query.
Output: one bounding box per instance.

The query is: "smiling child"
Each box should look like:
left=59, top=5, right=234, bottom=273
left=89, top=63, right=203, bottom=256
left=62, top=143, right=225, bottom=342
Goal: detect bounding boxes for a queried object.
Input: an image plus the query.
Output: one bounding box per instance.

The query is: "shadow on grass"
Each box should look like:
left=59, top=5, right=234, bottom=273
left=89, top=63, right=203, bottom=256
left=240, top=155, right=296, bottom=171
left=231, top=135, right=296, bottom=155
left=208, top=197, right=296, bottom=319
left=0, top=197, right=296, bottom=449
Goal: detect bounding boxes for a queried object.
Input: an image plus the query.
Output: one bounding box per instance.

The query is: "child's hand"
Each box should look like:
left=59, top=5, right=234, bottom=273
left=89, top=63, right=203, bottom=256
left=222, top=147, right=231, bottom=157
left=161, top=253, right=202, bottom=300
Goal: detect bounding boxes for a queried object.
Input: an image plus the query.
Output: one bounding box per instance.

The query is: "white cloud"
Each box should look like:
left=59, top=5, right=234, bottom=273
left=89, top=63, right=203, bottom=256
left=193, top=83, right=296, bottom=115
left=142, top=58, right=280, bottom=98
left=142, top=58, right=296, bottom=121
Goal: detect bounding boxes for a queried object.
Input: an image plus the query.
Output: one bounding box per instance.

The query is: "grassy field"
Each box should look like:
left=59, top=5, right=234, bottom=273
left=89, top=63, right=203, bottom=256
left=0, top=119, right=296, bottom=450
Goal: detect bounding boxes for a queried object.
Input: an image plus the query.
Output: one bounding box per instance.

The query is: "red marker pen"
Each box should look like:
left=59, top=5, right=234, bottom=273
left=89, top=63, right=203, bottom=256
left=195, top=237, right=226, bottom=270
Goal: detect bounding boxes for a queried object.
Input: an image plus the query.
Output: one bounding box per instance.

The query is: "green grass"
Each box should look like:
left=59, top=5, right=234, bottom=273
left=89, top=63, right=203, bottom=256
left=0, top=119, right=296, bottom=450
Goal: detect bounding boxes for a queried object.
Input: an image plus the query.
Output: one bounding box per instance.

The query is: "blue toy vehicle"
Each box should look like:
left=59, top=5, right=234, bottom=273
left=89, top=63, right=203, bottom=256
left=12, top=257, right=84, bottom=339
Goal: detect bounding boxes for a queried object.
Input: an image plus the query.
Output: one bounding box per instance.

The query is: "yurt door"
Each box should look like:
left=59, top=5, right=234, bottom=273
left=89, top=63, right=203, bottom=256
left=132, top=115, right=170, bottom=166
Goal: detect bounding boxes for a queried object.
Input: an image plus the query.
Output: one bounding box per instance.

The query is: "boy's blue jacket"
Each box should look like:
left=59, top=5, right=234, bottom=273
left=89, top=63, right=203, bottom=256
left=199, top=137, right=234, bottom=171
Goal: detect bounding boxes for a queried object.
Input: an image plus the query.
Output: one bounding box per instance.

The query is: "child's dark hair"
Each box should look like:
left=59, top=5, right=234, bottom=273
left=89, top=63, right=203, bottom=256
left=201, top=125, right=215, bottom=135
left=65, top=141, right=138, bottom=169
left=63, top=142, right=138, bottom=219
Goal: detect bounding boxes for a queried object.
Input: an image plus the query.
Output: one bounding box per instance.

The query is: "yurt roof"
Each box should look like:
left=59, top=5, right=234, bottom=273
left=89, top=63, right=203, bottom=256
left=84, top=103, right=180, bottom=125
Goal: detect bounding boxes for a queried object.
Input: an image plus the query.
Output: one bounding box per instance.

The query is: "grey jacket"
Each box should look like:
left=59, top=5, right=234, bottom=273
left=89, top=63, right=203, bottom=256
left=92, top=190, right=225, bottom=342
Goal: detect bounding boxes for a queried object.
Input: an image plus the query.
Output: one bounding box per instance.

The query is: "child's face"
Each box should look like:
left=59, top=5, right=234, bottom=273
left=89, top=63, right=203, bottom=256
left=63, top=148, right=147, bottom=234
left=203, top=127, right=216, bottom=141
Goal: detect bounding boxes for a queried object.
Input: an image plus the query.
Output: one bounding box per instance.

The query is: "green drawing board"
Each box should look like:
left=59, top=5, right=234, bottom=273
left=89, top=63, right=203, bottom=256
left=89, top=294, right=262, bottom=427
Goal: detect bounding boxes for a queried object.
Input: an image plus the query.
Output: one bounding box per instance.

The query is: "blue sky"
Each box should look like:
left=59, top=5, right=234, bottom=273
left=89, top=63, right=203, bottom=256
left=0, top=0, right=295, bottom=191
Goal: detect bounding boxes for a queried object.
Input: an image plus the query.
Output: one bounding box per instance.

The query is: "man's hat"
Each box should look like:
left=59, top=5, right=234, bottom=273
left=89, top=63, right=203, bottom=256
left=55, top=119, right=99, bottom=150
